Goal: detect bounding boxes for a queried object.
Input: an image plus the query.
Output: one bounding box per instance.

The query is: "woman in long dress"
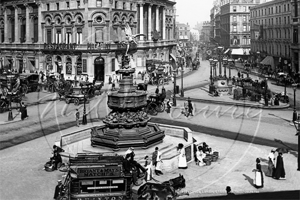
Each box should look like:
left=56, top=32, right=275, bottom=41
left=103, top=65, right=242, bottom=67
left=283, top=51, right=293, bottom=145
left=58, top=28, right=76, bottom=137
left=144, top=156, right=152, bottom=182
left=196, top=146, right=206, bottom=166
left=254, top=158, right=264, bottom=188
left=273, top=152, right=286, bottom=179
left=266, top=150, right=275, bottom=177
left=177, top=143, right=187, bottom=169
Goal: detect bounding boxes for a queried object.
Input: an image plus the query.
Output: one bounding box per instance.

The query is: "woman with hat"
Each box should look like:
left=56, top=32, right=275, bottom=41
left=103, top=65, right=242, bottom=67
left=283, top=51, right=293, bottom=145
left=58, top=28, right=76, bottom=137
left=253, top=158, right=264, bottom=188
left=177, top=143, right=187, bottom=169
left=266, top=150, right=276, bottom=177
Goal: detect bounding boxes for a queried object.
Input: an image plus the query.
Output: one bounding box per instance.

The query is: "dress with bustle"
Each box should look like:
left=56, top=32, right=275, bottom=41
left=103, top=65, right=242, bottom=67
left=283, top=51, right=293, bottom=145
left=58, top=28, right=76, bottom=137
left=178, top=148, right=187, bottom=169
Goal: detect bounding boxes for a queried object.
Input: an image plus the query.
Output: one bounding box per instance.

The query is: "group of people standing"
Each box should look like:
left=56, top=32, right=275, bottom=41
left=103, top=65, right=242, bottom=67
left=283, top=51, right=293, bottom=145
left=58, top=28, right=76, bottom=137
left=253, top=150, right=286, bottom=189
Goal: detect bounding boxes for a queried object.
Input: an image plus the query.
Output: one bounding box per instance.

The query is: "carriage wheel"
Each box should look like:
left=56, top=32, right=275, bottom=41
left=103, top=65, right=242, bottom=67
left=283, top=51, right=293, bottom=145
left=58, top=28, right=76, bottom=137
left=158, top=78, right=164, bottom=86
left=156, top=102, right=165, bottom=112
left=146, top=103, right=158, bottom=116
left=65, top=98, right=71, bottom=104
left=21, top=85, right=28, bottom=95
left=74, top=98, right=80, bottom=106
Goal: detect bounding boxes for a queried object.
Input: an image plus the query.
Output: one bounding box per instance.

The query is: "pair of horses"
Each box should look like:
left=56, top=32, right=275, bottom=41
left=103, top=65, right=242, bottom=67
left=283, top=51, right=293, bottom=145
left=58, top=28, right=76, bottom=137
left=137, top=174, right=189, bottom=200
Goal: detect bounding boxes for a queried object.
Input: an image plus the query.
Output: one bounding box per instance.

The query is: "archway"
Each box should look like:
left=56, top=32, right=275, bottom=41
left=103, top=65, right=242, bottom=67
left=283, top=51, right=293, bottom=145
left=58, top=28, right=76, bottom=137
left=94, top=57, right=105, bottom=81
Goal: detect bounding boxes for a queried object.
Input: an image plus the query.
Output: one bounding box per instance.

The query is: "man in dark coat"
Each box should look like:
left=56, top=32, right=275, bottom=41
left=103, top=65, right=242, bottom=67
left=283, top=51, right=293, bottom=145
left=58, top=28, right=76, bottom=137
left=20, top=102, right=28, bottom=120
left=273, top=152, right=286, bottom=179
left=53, top=180, right=63, bottom=199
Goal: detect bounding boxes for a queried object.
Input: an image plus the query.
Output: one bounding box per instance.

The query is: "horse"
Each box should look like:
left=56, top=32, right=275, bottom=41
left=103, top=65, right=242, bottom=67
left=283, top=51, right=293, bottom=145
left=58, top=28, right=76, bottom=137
left=137, top=174, right=189, bottom=200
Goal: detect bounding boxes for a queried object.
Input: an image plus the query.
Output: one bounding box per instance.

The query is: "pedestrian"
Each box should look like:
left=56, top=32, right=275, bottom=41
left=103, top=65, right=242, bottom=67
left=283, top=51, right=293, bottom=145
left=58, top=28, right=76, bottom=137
left=266, top=150, right=276, bottom=177
left=196, top=146, right=206, bottom=166
left=237, top=71, right=241, bottom=78
left=155, top=86, right=159, bottom=95
left=144, top=156, right=153, bottom=182
left=53, top=180, right=63, bottom=200
left=75, top=109, right=80, bottom=127
left=109, top=76, right=112, bottom=84
left=152, top=147, right=163, bottom=175
left=253, top=158, right=264, bottom=188
left=226, top=186, right=235, bottom=197
left=187, top=97, right=193, bottom=117
left=112, top=81, right=116, bottom=91
left=166, top=99, right=172, bottom=113
left=183, top=99, right=189, bottom=116
left=177, top=143, right=187, bottom=169
left=20, top=102, right=28, bottom=120
left=273, top=152, right=286, bottom=180
left=141, top=71, right=145, bottom=81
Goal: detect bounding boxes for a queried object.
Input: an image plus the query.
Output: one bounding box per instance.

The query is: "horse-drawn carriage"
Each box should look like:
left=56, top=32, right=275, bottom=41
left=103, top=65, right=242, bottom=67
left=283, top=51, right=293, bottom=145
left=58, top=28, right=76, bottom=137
left=56, top=153, right=188, bottom=200
left=145, top=92, right=166, bottom=116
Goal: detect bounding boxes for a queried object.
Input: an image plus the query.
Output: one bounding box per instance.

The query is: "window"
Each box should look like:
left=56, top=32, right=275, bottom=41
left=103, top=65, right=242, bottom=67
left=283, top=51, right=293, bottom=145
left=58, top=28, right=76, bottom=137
left=243, top=16, right=246, bottom=22
left=233, top=16, right=237, bottom=22
left=47, top=29, right=52, bottom=44
left=287, top=4, right=289, bottom=11
left=33, top=17, right=38, bottom=43
left=233, top=25, right=237, bottom=32
left=284, top=5, right=286, bottom=12
left=56, top=29, right=61, bottom=43
left=243, top=25, right=247, bottom=32
left=243, top=6, right=246, bottom=12
left=123, top=2, right=126, bottom=9
left=0, top=28, right=4, bottom=43
left=56, top=3, right=59, bottom=10
left=115, top=1, right=118, bottom=9
left=47, top=4, right=50, bottom=11
left=66, top=28, right=72, bottom=44
left=130, top=3, right=133, bottom=10
left=77, top=0, right=80, bottom=8
left=77, top=28, right=82, bottom=44
left=96, top=0, right=102, bottom=7
left=233, top=6, right=236, bottom=12
left=66, top=2, right=70, bottom=9
left=112, top=58, right=115, bottom=72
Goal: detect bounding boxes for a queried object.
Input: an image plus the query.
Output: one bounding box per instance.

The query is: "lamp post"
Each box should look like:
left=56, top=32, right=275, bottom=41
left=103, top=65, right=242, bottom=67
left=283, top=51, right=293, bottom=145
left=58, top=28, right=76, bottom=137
left=180, top=66, right=184, bottom=97
left=81, top=86, right=88, bottom=125
left=7, top=73, right=13, bottom=121
left=172, top=70, right=177, bottom=106
left=209, top=58, right=213, bottom=84
left=223, top=57, right=228, bottom=78
left=217, top=46, right=224, bottom=76
left=264, top=75, right=268, bottom=106
left=213, top=59, right=218, bottom=77
left=227, top=58, right=233, bottom=79
left=284, top=75, right=287, bottom=103
left=292, top=83, right=298, bottom=122
left=293, top=114, right=300, bottom=171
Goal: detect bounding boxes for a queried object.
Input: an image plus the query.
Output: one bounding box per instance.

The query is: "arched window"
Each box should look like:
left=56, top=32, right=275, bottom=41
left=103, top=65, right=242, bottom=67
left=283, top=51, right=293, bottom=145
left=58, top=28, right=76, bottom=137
left=66, top=57, right=72, bottom=74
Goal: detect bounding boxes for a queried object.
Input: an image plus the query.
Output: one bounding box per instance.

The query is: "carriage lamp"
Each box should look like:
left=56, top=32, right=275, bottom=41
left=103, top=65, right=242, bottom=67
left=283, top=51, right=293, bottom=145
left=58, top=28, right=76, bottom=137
left=292, top=83, right=298, bottom=122
left=293, top=114, right=300, bottom=171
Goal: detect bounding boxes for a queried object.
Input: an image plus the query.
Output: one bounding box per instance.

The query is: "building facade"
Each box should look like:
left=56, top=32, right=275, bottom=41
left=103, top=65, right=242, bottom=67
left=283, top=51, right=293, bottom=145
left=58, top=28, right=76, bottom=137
left=219, top=0, right=261, bottom=53
left=291, top=0, right=300, bottom=73
left=0, top=0, right=177, bottom=82
left=250, top=0, right=293, bottom=72
left=200, top=21, right=211, bottom=44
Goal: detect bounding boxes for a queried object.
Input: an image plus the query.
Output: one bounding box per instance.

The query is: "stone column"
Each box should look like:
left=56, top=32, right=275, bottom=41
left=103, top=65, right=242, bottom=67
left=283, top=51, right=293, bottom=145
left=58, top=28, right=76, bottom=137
left=162, top=7, right=166, bottom=40
left=148, top=4, right=152, bottom=40
left=37, top=3, right=43, bottom=43
left=25, top=4, right=31, bottom=43
left=14, top=5, right=19, bottom=43
left=139, top=4, right=144, bottom=38
left=4, top=7, right=9, bottom=43
left=156, top=6, right=159, bottom=31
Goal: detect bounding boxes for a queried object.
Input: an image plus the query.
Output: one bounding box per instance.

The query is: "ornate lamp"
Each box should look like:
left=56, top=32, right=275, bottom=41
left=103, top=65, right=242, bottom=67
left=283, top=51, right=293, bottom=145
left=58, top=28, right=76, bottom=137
left=292, top=83, right=298, bottom=122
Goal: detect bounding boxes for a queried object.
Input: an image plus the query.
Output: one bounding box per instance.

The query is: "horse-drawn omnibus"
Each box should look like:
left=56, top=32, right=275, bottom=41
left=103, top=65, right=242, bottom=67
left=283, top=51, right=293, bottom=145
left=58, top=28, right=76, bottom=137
left=58, top=153, right=133, bottom=200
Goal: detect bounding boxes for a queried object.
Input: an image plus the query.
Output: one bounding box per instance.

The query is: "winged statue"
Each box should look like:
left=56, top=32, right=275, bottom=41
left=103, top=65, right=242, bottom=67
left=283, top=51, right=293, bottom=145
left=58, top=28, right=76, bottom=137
left=123, top=23, right=146, bottom=55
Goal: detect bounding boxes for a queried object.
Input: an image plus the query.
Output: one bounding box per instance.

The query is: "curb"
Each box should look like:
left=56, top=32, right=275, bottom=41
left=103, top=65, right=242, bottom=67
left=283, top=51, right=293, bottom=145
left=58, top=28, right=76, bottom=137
left=0, top=116, right=297, bottom=152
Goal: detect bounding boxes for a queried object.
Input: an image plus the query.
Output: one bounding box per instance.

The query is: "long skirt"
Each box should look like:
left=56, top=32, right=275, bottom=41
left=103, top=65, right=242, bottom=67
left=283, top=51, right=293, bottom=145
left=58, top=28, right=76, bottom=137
left=266, top=160, right=275, bottom=177
left=156, top=160, right=162, bottom=171
left=178, top=155, right=187, bottom=169
left=254, top=171, right=264, bottom=188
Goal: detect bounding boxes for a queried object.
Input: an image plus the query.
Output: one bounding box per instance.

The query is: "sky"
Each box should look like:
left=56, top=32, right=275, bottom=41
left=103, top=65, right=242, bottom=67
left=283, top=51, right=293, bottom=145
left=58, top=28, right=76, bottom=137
left=175, top=0, right=213, bottom=28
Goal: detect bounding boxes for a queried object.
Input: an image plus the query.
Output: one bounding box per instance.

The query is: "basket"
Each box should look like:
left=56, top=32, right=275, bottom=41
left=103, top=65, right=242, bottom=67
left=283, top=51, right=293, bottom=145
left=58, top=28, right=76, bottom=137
left=203, top=158, right=211, bottom=166
left=212, top=155, right=218, bottom=162
left=213, top=151, right=219, bottom=158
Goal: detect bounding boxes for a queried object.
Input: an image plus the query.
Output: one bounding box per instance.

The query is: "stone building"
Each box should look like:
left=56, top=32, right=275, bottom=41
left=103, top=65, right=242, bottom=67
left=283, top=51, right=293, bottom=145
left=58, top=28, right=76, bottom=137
left=291, top=0, right=300, bottom=73
left=218, top=0, right=261, bottom=55
left=200, top=21, right=211, bottom=44
left=250, top=0, right=293, bottom=72
left=176, top=22, right=190, bottom=46
left=0, top=0, right=177, bottom=82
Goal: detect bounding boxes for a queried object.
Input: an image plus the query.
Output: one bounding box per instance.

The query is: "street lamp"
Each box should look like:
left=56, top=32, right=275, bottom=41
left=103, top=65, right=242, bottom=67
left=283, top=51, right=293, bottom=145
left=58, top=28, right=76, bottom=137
left=292, top=83, right=298, bottom=122
left=293, top=114, right=300, bottom=171
left=213, top=59, right=218, bottom=77
left=227, top=58, right=234, bottom=79
left=81, top=86, right=88, bottom=125
left=7, top=74, right=14, bottom=121
left=284, top=75, right=287, bottom=103
left=180, top=66, right=184, bottom=97
left=223, top=57, right=228, bottom=78
left=217, top=46, right=224, bottom=75
left=264, top=75, right=268, bottom=106
left=209, top=58, right=213, bottom=84
left=172, top=70, right=177, bottom=106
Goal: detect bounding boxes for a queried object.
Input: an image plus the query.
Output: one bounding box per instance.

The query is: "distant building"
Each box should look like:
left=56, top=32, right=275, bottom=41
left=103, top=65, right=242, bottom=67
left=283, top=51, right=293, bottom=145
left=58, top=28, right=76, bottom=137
left=200, top=21, right=211, bottom=44
left=250, top=0, right=292, bottom=72
left=0, top=0, right=177, bottom=81
left=176, top=22, right=190, bottom=46
left=291, top=0, right=300, bottom=73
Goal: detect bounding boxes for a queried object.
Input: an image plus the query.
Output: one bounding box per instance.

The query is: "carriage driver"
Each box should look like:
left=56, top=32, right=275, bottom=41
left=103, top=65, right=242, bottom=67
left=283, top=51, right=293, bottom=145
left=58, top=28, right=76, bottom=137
left=124, top=147, right=147, bottom=178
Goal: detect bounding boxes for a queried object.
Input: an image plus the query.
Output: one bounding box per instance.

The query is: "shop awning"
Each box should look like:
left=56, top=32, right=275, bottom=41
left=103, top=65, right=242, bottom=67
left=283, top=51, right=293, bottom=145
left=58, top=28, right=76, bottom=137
left=260, top=56, right=275, bottom=70
left=169, top=54, right=177, bottom=62
left=231, top=48, right=250, bottom=55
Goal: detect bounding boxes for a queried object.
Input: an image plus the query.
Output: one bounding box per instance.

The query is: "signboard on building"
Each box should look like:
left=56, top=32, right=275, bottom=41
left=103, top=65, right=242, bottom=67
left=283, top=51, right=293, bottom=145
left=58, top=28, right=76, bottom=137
left=44, top=43, right=77, bottom=50
left=77, top=166, right=122, bottom=178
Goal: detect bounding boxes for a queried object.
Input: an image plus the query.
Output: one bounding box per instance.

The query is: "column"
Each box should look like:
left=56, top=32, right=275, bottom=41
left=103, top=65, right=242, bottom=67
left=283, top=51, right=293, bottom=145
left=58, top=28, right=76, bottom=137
left=14, top=5, right=19, bottom=43
left=162, top=7, right=166, bottom=40
left=4, top=7, right=9, bottom=43
left=25, top=4, right=30, bottom=43
left=148, top=4, right=152, bottom=40
left=37, top=3, right=43, bottom=43
left=139, top=4, right=144, bottom=38
left=156, top=6, right=159, bottom=31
